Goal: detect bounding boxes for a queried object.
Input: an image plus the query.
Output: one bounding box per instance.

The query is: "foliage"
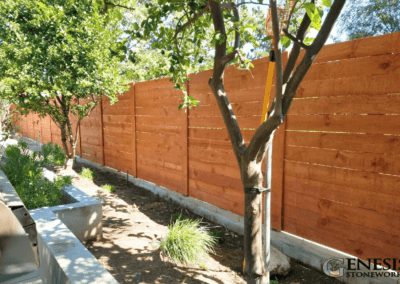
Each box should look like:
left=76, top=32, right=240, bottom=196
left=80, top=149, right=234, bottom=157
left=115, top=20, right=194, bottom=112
left=334, top=0, right=400, bottom=41
left=0, top=0, right=132, bottom=157
left=40, top=143, right=66, bottom=166
left=1, top=144, right=72, bottom=209
left=158, top=218, right=216, bottom=266
left=135, top=0, right=331, bottom=111
left=80, top=167, right=96, bottom=180
left=101, top=184, right=116, bottom=192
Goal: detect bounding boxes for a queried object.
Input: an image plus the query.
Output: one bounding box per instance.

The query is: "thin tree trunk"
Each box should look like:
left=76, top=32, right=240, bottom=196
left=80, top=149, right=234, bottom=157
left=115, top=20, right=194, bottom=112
left=65, top=114, right=76, bottom=159
left=60, top=123, right=70, bottom=159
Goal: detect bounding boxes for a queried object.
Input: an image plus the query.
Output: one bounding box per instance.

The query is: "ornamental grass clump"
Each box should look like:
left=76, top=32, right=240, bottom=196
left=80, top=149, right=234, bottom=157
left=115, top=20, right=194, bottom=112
left=158, top=218, right=216, bottom=266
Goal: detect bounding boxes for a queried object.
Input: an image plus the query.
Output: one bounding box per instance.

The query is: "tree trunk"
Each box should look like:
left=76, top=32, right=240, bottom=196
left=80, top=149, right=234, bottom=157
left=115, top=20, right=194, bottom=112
left=65, top=115, right=76, bottom=160
left=242, top=163, right=269, bottom=284
left=59, top=123, right=70, bottom=160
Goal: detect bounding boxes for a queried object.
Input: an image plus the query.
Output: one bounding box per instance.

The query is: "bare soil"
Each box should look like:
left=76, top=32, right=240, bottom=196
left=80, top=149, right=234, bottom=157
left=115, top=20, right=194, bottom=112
left=54, top=162, right=341, bottom=284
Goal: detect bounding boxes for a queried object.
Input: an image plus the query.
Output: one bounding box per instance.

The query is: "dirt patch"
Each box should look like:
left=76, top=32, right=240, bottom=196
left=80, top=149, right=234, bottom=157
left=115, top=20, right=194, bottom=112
left=54, top=162, right=341, bottom=284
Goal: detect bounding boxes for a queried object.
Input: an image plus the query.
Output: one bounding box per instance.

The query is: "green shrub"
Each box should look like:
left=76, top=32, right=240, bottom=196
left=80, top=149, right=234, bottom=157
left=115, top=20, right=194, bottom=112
left=1, top=145, right=71, bottom=209
left=101, top=184, right=115, bottom=192
left=79, top=167, right=96, bottom=180
left=41, top=143, right=66, bottom=166
left=158, top=219, right=216, bottom=266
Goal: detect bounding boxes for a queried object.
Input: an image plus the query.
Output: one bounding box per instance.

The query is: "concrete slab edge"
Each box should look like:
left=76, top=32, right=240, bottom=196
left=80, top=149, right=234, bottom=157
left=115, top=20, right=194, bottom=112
left=29, top=208, right=118, bottom=284
left=75, top=156, right=400, bottom=284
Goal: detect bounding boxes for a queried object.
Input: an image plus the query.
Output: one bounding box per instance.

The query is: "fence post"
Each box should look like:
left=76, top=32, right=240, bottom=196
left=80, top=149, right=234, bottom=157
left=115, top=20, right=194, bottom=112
left=183, top=81, right=190, bottom=196
left=131, top=83, right=137, bottom=177
left=100, top=97, right=105, bottom=166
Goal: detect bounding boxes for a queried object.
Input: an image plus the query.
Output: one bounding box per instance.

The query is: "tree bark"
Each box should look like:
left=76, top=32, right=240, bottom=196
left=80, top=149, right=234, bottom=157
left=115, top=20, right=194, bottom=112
left=59, top=123, right=70, bottom=159
left=65, top=114, right=76, bottom=159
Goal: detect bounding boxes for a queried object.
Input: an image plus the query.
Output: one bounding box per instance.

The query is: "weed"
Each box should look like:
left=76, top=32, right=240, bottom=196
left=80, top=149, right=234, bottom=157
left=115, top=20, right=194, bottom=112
left=80, top=167, right=96, bottom=180
left=102, top=184, right=115, bottom=192
left=210, top=230, right=221, bottom=238
left=158, top=218, right=216, bottom=266
left=171, top=213, right=185, bottom=223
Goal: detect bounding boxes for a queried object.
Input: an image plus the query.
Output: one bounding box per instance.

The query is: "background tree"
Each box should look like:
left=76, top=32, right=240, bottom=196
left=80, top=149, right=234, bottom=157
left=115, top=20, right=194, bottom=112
left=137, top=0, right=346, bottom=283
left=334, top=0, right=399, bottom=41
left=0, top=0, right=134, bottom=161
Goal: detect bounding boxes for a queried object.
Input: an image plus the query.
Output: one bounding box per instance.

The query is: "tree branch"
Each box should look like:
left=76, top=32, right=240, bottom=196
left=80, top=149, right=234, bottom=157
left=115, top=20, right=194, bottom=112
left=101, top=0, right=135, bottom=14
left=282, top=7, right=312, bottom=84
left=270, top=0, right=283, bottom=118
left=283, top=28, right=309, bottom=49
left=208, top=0, right=246, bottom=164
left=173, top=3, right=210, bottom=58
left=250, top=0, right=346, bottom=162
left=281, top=0, right=347, bottom=117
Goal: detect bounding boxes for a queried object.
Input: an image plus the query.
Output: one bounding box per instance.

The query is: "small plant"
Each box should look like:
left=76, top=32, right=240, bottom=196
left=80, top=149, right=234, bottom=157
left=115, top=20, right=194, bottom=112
left=102, top=184, right=115, bottom=192
left=210, top=230, right=221, bottom=238
left=80, top=167, right=96, bottom=180
left=158, top=218, right=216, bottom=266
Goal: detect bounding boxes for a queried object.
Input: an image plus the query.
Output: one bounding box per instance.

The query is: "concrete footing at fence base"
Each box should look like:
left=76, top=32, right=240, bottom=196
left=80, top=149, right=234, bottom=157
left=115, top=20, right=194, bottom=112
left=76, top=156, right=399, bottom=284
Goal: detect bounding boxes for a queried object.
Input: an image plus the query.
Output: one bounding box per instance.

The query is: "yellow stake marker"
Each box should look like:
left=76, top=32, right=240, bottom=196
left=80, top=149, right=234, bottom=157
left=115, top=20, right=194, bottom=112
left=261, top=61, right=275, bottom=124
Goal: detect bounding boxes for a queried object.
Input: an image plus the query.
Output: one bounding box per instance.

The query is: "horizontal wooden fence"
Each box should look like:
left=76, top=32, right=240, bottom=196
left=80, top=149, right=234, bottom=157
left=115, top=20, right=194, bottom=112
left=16, top=32, right=400, bottom=265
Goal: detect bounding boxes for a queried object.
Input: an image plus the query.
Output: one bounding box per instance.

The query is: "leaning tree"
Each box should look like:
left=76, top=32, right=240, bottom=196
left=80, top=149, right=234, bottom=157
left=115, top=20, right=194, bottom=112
left=139, top=0, right=346, bottom=283
left=0, top=0, right=135, bottom=161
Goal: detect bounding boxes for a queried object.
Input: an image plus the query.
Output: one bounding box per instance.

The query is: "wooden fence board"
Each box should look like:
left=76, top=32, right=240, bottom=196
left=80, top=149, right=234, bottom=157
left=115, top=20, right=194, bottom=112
left=135, top=106, right=182, bottom=117
left=297, top=31, right=400, bottom=65
left=284, top=189, right=400, bottom=236
left=283, top=213, right=399, bottom=262
left=189, top=116, right=260, bottom=129
left=190, top=102, right=263, bottom=117
left=102, top=107, right=131, bottom=116
left=289, top=94, right=400, bottom=115
left=286, top=114, right=400, bottom=135
left=285, top=160, right=400, bottom=197
left=190, top=86, right=265, bottom=105
left=103, top=115, right=132, bottom=124
left=189, top=184, right=243, bottom=216
left=190, top=159, right=241, bottom=180
left=286, top=132, right=400, bottom=155
left=294, top=73, right=400, bottom=99
left=136, top=139, right=183, bottom=155
left=189, top=168, right=242, bottom=191
left=302, top=53, right=400, bottom=82
left=136, top=147, right=183, bottom=167
left=189, top=138, right=233, bottom=153
left=286, top=145, right=400, bottom=176
left=189, top=128, right=256, bottom=142
left=189, top=149, right=237, bottom=171
left=284, top=175, right=400, bottom=217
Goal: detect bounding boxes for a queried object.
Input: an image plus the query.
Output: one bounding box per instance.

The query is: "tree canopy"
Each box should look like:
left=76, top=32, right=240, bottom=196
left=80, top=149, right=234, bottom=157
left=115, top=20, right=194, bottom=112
left=0, top=0, right=133, bottom=157
left=334, top=0, right=400, bottom=41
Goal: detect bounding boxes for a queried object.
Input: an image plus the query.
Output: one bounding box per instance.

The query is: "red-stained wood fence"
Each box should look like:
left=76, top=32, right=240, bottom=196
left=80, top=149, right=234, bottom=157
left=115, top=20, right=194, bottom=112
left=15, top=32, right=400, bottom=263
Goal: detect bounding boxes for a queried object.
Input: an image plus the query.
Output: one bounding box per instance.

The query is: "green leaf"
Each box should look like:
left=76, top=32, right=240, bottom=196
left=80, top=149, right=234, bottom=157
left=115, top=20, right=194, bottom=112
left=322, top=0, right=331, bottom=7
left=281, top=36, right=291, bottom=48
